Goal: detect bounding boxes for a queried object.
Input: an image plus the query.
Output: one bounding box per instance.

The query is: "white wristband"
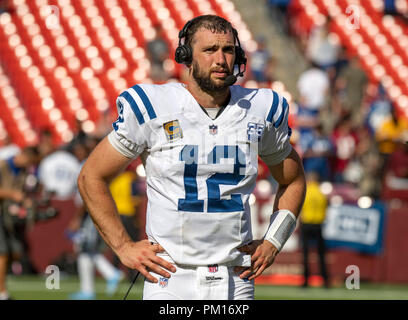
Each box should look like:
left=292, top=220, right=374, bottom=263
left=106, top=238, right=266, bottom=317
left=263, top=209, right=297, bottom=252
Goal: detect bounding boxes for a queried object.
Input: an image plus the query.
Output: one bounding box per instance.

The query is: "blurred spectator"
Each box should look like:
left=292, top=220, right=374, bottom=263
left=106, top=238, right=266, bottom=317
left=0, top=146, right=40, bottom=300
left=265, top=56, right=277, bottom=82
left=37, top=145, right=82, bottom=200
left=267, top=0, right=291, bottom=33
left=294, top=102, right=320, bottom=134
left=320, top=88, right=343, bottom=135
left=384, top=0, right=397, bottom=15
left=285, top=0, right=405, bottom=204
left=300, top=171, right=330, bottom=289
left=68, top=120, right=89, bottom=150
left=306, top=18, right=340, bottom=72
left=267, top=0, right=290, bottom=14
left=332, top=47, right=350, bottom=81
left=300, top=123, right=334, bottom=181
left=335, top=56, right=368, bottom=127
left=0, top=0, right=10, bottom=14
left=83, top=135, right=100, bottom=156
left=67, top=142, right=123, bottom=300
left=70, top=140, right=89, bottom=163
left=0, top=135, right=20, bottom=161
left=375, top=106, right=408, bottom=156
left=95, top=109, right=116, bottom=139
left=38, top=129, right=55, bottom=158
left=67, top=203, right=123, bottom=300
left=297, top=64, right=330, bottom=111
left=146, top=24, right=170, bottom=81
left=383, top=142, right=408, bottom=192
left=365, top=84, right=393, bottom=134
left=250, top=36, right=272, bottom=82
left=110, top=164, right=142, bottom=280
left=331, top=115, right=358, bottom=183
left=353, top=125, right=383, bottom=197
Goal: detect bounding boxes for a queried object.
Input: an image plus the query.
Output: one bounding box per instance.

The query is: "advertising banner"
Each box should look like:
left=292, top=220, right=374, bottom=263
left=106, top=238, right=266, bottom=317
left=322, top=203, right=386, bottom=254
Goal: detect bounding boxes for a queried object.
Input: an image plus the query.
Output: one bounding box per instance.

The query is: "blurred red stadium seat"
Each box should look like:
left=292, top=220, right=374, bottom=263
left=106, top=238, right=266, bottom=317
left=291, top=0, right=408, bottom=120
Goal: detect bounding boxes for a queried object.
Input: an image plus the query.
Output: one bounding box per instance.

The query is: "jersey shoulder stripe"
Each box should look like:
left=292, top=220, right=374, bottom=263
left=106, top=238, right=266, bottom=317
left=266, top=90, right=288, bottom=128
left=266, top=91, right=279, bottom=123
left=131, top=84, right=157, bottom=120
left=119, top=91, right=145, bottom=125
left=274, top=97, right=288, bottom=128
left=118, top=85, right=157, bottom=125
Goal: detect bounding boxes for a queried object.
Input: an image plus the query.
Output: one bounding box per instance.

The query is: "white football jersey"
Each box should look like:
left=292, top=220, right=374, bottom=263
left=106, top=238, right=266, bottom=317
left=108, top=83, right=292, bottom=266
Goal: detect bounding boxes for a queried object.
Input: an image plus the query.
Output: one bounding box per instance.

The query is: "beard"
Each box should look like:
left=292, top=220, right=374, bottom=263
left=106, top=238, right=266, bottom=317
left=192, top=61, right=232, bottom=93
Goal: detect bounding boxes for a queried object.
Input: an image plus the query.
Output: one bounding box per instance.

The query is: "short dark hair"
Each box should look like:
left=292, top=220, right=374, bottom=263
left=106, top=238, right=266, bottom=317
left=22, top=146, right=40, bottom=160
left=185, top=15, right=235, bottom=48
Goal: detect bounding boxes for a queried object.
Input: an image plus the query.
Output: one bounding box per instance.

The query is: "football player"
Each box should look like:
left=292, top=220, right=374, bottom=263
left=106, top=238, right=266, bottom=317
left=78, top=15, right=306, bottom=300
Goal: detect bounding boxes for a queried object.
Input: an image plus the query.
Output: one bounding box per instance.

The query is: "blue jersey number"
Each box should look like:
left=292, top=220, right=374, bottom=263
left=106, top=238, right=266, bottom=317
left=178, top=145, right=245, bottom=212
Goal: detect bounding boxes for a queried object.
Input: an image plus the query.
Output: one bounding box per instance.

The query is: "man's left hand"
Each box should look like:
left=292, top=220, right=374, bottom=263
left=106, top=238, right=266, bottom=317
left=235, top=240, right=279, bottom=280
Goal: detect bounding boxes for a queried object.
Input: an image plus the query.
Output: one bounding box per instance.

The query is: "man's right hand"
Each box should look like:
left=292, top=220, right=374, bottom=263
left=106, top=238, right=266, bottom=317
left=116, top=240, right=176, bottom=283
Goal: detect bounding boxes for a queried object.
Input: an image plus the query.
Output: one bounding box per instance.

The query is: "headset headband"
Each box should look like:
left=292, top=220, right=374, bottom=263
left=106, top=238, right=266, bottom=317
left=175, top=17, right=247, bottom=68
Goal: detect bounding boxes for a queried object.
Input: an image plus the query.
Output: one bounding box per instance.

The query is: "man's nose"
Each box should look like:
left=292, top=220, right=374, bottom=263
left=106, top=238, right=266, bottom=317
left=214, top=49, right=227, bottom=65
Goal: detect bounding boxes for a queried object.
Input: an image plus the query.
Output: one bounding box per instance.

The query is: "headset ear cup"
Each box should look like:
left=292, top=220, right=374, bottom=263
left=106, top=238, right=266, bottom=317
left=175, top=47, right=181, bottom=64
left=175, top=45, right=192, bottom=65
left=234, top=46, right=247, bottom=66
left=175, top=46, right=184, bottom=64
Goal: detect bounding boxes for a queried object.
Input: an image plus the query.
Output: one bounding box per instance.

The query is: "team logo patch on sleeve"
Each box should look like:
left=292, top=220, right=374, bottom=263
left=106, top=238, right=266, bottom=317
left=163, top=120, right=183, bottom=142
left=247, top=122, right=264, bottom=141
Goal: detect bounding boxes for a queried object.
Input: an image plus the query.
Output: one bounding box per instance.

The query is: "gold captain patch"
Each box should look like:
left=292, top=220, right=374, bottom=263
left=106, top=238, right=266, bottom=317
left=163, top=120, right=183, bottom=142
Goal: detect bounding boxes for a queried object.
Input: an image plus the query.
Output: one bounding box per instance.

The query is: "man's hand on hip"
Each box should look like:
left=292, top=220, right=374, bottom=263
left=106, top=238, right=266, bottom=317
left=116, top=240, right=176, bottom=283
left=235, top=240, right=279, bottom=280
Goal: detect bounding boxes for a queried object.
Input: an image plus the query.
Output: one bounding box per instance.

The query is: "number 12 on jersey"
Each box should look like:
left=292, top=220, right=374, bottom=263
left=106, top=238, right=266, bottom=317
left=178, top=145, right=246, bottom=213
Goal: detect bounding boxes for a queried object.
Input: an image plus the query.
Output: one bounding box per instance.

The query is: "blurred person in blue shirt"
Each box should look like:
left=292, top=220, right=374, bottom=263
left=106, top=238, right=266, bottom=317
left=365, top=84, right=392, bottom=135
left=250, top=36, right=272, bottom=83
left=300, top=123, right=334, bottom=181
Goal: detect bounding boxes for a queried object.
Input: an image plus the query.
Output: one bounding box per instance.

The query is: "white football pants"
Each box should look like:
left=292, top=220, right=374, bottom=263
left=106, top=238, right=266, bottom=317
left=142, top=253, right=254, bottom=300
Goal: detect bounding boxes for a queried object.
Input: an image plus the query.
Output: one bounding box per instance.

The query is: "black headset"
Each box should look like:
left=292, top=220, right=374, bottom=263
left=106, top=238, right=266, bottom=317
left=174, top=17, right=247, bottom=69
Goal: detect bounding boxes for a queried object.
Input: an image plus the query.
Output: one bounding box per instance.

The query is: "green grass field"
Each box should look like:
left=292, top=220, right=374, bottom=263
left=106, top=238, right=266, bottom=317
left=6, top=275, right=408, bottom=300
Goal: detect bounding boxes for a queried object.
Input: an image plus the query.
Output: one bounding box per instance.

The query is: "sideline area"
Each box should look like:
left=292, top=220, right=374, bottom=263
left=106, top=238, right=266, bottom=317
left=6, top=275, right=408, bottom=300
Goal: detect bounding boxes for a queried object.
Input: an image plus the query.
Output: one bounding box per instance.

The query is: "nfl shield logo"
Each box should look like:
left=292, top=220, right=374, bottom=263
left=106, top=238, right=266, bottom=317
left=209, top=124, right=218, bottom=135
left=159, top=277, right=168, bottom=288
left=208, top=264, right=218, bottom=273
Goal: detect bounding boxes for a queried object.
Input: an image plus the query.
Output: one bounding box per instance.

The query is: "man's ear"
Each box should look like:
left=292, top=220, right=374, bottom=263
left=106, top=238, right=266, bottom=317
left=186, top=61, right=193, bottom=72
